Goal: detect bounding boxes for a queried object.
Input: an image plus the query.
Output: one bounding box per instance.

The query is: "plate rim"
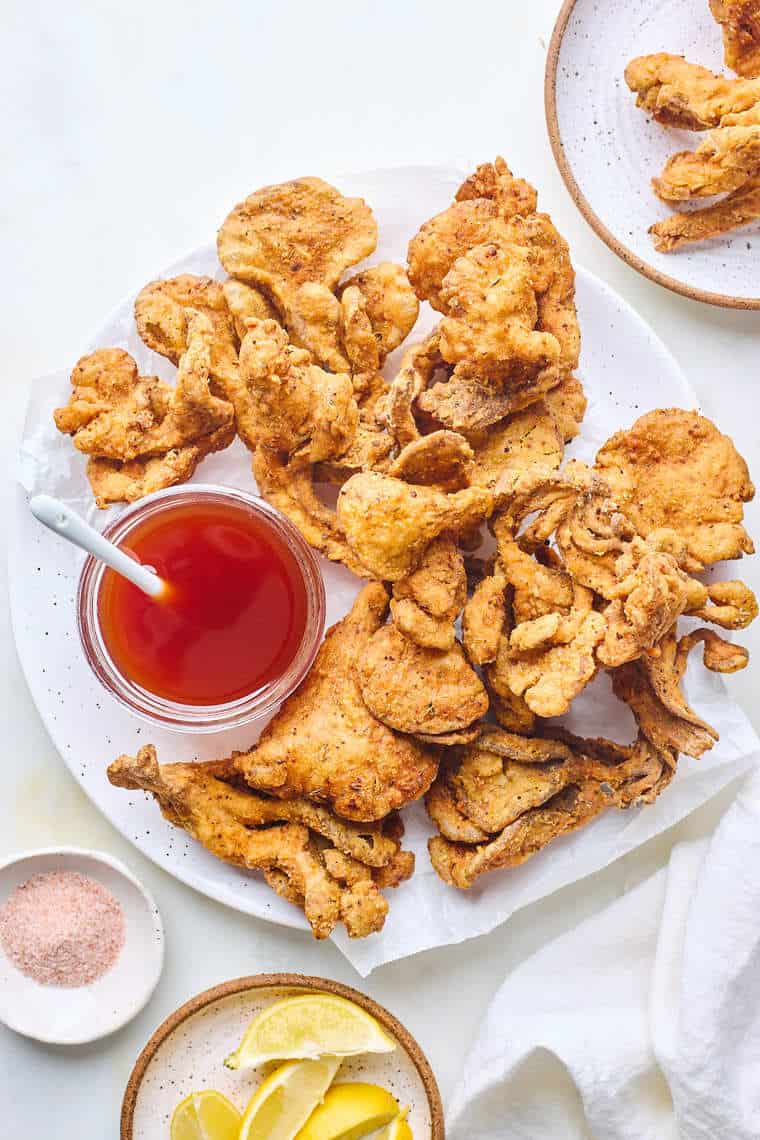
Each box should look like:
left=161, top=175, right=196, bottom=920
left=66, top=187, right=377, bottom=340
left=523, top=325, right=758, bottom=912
left=544, top=0, right=760, bottom=311
left=120, top=973, right=445, bottom=1140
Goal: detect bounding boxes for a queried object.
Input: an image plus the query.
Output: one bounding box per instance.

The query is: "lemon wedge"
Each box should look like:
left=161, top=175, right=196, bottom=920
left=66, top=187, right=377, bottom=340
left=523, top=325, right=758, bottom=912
left=294, top=1082, right=401, bottom=1140
left=376, top=1108, right=413, bottom=1140
left=170, top=1090, right=241, bottom=1140
left=225, top=994, right=396, bottom=1070
left=238, top=1057, right=341, bottom=1140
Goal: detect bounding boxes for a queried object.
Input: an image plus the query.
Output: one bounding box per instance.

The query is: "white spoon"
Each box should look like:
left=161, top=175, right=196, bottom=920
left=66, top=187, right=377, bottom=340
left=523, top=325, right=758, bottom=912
left=30, top=494, right=168, bottom=600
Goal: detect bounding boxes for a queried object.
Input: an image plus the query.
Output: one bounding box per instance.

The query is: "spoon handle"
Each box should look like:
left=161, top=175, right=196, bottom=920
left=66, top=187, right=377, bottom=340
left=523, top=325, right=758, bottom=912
left=30, top=495, right=165, bottom=599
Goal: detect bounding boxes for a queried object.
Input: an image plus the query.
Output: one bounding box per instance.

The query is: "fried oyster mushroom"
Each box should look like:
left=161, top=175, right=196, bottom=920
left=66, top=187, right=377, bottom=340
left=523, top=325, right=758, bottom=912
left=649, top=177, right=760, bottom=252
left=54, top=314, right=235, bottom=507
left=653, top=123, right=760, bottom=201
left=357, top=622, right=489, bottom=736
left=108, top=747, right=412, bottom=939
left=337, top=471, right=493, bottom=581
left=427, top=732, right=673, bottom=888
left=625, top=53, right=760, bottom=129
left=595, top=409, right=755, bottom=571
left=390, top=535, right=467, bottom=649
left=235, top=584, right=439, bottom=821
left=238, top=318, right=358, bottom=462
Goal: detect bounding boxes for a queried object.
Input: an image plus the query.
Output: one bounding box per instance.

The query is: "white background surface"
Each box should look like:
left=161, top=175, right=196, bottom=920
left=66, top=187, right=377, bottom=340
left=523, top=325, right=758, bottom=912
left=2, top=1, right=759, bottom=1133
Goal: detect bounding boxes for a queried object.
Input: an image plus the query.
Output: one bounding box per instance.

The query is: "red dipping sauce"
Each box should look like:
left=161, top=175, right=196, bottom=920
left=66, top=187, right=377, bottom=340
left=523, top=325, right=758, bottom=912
left=78, top=486, right=325, bottom=732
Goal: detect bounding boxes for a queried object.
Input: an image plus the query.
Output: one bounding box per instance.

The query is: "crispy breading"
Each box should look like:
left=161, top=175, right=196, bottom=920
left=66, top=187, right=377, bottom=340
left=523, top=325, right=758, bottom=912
left=511, top=212, right=581, bottom=375
left=55, top=315, right=234, bottom=461
left=407, top=198, right=513, bottom=310
left=653, top=124, right=760, bottom=200
left=134, top=275, right=240, bottom=395
left=455, top=156, right=539, bottom=216
left=594, top=409, right=755, bottom=570
left=222, top=278, right=280, bottom=337
left=649, top=177, right=760, bottom=251
left=390, top=536, right=467, bottom=650
left=235, top=585, right=439, bottom=821
left=252, top=447, right=371, bottom=577
left=238, top=318, right=358, bottom=463
left=462, top=572, right=508, bottom=665
left=108, top=746, right=412, bottom=939
left=218, top=177, right=377, bottom=300
left=285, top=282, right=349, bottom=374
left=597, top=545, right=692, bottom=667
left=428, top=735, right=673, bottom=888
left=425, top=779, right=491, bottom=843
left=467, top=401, right=565, bottom=490
left=711, top=0, right=760, bottom=77
left=417, top=370, right=529, bottom=433
left=382, top=333, right=442, bottom=447
left=610, top=627, right=747, bottom=759
left=438, top=241, right=561, bottom=378
left=338, top=262, right=419, bottom=360
left=337, top=470, right=493, bottom=581
left=688, top=579, right=759, bottom=628
left=544, top=374, right=587, bottom=442
left=387, top=430, right=474, bottom=491
left=87, top=428, right=235, bottom=508
left=625, top=52, right=760, bottom=128
left=357, top=623, right=488, bottom=735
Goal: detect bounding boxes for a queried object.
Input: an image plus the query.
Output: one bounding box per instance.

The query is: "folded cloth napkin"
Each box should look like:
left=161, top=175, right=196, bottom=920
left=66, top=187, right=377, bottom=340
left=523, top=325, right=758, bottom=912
left=447, top=768, right=760, bottom=1140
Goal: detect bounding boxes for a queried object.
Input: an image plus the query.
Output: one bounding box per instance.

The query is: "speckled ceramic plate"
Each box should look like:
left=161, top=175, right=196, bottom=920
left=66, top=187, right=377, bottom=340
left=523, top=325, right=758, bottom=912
left=546, top=0, right=760, bottom=308
left=122, top=975, right=444, bottom=1139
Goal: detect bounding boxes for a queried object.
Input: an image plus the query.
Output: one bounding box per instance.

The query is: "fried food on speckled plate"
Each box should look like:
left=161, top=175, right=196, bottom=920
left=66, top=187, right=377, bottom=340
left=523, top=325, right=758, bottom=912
left=108, top=746, right=413, bottom=939
left=711, top=0, right=760, bottom=77
left=594, top=409, right=755, bottom=570
left=235, top=585, right=439, bottom=822
left=54, top=313, right=235, bottom=506
left=337, top=471, right=493, bottom=580
left=625, top=53, right=760, bottom=128
left=649, top=177, right=760, bottom=251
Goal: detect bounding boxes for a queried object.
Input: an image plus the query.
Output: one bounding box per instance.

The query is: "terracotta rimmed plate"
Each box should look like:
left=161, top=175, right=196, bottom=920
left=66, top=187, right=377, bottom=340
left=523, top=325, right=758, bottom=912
left=121, top=974, right=444, bottom=1139
left=546, top=0, right=760, bottom=309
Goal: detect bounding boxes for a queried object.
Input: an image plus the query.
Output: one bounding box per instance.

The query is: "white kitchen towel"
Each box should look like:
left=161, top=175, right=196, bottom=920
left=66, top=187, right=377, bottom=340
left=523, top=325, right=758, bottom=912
left=447, top=768, right=760, bottom=1140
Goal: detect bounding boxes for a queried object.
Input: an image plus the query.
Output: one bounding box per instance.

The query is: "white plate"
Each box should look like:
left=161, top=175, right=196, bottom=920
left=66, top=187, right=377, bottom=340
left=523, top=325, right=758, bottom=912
left=16, top=166, right=741, bottom=965
left=547, top=0, right=760, bottom=309
left=122, top=977, right=442, bottom=1140
left=0, top=847, right=163, bottom=1045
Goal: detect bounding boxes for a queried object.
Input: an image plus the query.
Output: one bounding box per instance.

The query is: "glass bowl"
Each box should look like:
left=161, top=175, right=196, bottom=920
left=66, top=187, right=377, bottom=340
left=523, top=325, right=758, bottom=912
left=77, top=484, right=326, bottom=733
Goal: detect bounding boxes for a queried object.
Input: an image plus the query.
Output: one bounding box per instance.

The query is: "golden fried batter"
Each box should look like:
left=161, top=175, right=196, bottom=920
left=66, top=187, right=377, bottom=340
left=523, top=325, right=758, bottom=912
left=387, top=430, right=473, bottom=491
left=438, top=241, right=561, bottom=377
left=357, top=623, right=488, bottom=736
left=87, top=429, right=234, bottom=508
left=238, top=318, right=358, bottom=462
left=108, top=746, right=412, bottom=939
left=595, top=409, right=754, bottom=570
left=597, top=545, right=691, bottom=667
left=218, top=177, right=377, bottom=301
left=544, top=374, right=587, bottom=442
left=653, top=125, right=760, bottom=200
left=339, top=262, right=419, bottom=360
left=55, top=316, right=234, bottom=461
left=134, top=275, right=240, bottom=396
left=462, top=572, right=508, bottom=665
left=390, top=536, right=467, bottom=649
left=455, top=156, right=539, bottom=216
left=337, top=471, right=492, bottom=580
left=407, top=197, right=512, bottom=310
left=222, top=278, right=280, bottom=337
left=711, top=0, right=760, bottom=77
left=236, top=585, right=439, bottom=820
left=649, top=177, right=760, bottom=251
left=467, top=402, right=565, bottom=490
left=416, top=370, right=527, bottom=434
left=428, top=734, right=672, bottom=888
left=625, top=53, right=760, bottom=128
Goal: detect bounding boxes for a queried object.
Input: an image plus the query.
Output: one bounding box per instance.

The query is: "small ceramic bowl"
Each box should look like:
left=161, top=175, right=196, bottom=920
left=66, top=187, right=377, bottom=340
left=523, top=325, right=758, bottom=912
left=122, top=974, right=445, bottom=1139
left=0, top=847, right=164, bottom=1045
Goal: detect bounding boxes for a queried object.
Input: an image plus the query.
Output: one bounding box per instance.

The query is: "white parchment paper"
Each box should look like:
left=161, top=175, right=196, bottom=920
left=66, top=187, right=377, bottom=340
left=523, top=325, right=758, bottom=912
left=12, top=168, right=759, bottom=975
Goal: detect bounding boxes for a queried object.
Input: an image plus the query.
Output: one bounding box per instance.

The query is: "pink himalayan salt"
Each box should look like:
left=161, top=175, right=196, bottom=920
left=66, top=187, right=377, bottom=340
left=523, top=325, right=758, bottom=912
left=0, top=870, right=125, bottom=987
